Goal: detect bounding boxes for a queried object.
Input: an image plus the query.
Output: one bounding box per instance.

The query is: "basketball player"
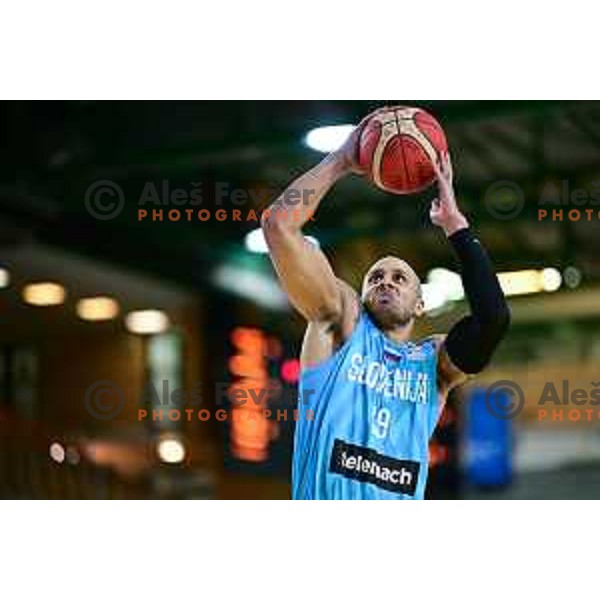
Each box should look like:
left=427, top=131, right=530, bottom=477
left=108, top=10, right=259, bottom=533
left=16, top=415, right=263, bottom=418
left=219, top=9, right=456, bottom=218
left=261, top=108, right=510, bottom=499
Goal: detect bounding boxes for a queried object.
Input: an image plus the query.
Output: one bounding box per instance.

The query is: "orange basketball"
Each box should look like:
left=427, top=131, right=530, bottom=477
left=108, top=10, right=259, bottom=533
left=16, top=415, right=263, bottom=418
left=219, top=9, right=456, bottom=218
left=358, top=106, right=447, bottom=195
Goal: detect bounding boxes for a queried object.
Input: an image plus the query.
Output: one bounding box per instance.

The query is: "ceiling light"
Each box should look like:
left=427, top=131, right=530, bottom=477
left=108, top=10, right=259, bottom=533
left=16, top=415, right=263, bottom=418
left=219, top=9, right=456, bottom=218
left=77, top=297, right=120, bottom=321
left=157, top=438, right=186, bottom=464
left=49, top=442, right=65, bottom=464
left=23, top=282, right=66, bottom=306
left=421, top=282, right=448, bottom=313
left=304, top=125, right=355, bottom=153
left=125, top=310, right=170, bottom=334
left=0, top=268, right=9, bottom=288
left=245, top=228, right=320, bottom=254
left=427, top=268, right=464, bottom=301
left=245, top=228, right=269, bottom=253
left=541, top=268, right=562, bottom=292
left=498, top=269, right=562, bottom=296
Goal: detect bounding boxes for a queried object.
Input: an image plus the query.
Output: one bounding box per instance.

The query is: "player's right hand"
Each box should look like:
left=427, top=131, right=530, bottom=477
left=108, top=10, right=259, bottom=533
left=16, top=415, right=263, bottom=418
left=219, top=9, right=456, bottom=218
left=332, top=106, right=392, bottom=176
left=332, top=120, right=367, bottom=175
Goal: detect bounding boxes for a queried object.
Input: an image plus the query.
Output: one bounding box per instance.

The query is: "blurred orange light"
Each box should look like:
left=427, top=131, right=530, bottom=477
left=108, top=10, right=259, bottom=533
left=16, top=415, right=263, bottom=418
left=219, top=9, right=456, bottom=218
left=77, top=296, right=119, bottom=321
left=428, top=442, right=450, bottom=467
left=228, top=327, right=274, bottom=461
left=231, top=327, right=265, bottom=353
left=23, top=282, right=66, bottom=306
left=231, top=413, right=271, bottom=462
left=228, top=354, right=266, bottom=378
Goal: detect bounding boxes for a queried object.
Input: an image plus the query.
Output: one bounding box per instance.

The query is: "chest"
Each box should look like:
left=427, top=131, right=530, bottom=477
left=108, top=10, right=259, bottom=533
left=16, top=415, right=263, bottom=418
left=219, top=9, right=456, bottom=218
left=343, top=349, right=435, bottom=405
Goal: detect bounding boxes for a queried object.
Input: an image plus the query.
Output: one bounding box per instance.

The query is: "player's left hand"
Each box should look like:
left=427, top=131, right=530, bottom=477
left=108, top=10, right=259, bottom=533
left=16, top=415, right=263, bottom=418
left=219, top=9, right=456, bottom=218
left=429, top=151, right=469, bottom=235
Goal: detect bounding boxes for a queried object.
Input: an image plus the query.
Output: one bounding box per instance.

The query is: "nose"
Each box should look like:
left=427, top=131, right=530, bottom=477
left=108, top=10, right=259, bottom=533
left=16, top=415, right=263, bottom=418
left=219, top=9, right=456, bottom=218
left=376, top=278, right=395, bottom=292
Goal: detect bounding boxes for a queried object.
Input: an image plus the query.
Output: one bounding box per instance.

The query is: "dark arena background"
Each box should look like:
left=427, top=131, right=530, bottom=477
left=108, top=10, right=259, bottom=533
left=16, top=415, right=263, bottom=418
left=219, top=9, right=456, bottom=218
left=2, top=100, right=600, bottom=499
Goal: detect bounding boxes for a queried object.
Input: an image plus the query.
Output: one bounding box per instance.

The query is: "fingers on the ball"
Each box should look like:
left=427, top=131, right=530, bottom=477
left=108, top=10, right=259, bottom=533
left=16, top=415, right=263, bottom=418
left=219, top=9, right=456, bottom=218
left=447, top=156, right=454, bottom=182
left=433, top=152, right=452, bottom=183
left=443, top=151, right=453, bottom=178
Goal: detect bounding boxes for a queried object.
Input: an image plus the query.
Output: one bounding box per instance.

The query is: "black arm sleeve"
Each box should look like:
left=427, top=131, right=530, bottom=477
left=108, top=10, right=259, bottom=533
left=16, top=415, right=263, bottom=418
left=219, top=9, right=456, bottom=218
left=444, top=227, right=511, bottom=374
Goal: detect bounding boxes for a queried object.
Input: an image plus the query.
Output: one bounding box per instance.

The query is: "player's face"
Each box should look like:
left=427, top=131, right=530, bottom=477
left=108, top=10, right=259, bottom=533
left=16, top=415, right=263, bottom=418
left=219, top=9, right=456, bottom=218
left=361, top=257, right=424, bottom=327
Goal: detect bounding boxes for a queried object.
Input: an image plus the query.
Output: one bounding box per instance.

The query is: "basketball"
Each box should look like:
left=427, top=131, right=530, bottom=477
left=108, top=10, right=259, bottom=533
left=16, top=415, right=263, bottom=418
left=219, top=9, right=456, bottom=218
left=358, top=106, right=448, bottom=195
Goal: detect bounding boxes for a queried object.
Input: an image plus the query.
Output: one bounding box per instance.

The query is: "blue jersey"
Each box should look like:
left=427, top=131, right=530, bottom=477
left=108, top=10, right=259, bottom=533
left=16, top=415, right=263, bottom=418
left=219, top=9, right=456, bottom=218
left=292, top=310, right=441, bottom=500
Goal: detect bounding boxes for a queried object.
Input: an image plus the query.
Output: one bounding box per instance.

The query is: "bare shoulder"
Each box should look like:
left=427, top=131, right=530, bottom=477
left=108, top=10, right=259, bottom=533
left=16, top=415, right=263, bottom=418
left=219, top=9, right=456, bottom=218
left=300, top=279, right=361, bottom=370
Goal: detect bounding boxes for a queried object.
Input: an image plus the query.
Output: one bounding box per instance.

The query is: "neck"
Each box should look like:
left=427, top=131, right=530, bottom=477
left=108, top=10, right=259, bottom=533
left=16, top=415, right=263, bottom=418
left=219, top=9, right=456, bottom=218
left=381, top=321, right=414, bottom=344
left=365, top=306, right=414, bottom=343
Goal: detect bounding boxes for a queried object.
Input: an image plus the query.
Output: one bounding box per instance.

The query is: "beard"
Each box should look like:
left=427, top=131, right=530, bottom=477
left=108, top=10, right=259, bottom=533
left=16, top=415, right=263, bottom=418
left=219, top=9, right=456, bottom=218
left=364, top=295, right=416, bottom=329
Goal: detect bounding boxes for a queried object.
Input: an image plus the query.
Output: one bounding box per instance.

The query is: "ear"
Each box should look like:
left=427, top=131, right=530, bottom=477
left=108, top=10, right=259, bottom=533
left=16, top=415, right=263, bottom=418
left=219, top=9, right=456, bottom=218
left=414, top=296, right=425, bottom=318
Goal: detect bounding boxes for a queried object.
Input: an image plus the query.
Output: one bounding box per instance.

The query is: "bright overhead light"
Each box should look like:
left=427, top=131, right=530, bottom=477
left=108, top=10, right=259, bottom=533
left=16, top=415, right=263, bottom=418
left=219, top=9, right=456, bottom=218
left=421, top=269, right=463, bottom=314
left=213, top=263, right=288, bottom=310
left=77, top=297, right=120, bottom=321
left=498, top=270, right=540, bottom=296
left=245, top=228, right=320, bottom=254
left=0, top=268, right=9, bottom=288
left=304, top=124, right=355, bottom=153
left=157, top=438, right=186, bottom=464
left=22, top=282, right=66, bottom=306
left=427, top=268, right=464, bottom=302
left=541, top=268, right=562, bottom=292
left=421, top=282, right=448, bottom=313
left=49, top=442, right=65, bottom=464
left=125, top=310, right=170, bottom=334
left=245, top=228, right=269, bottom=253
left=422, top=266, right=562, bottom=314
left=498, top=269, right=562, bottom=297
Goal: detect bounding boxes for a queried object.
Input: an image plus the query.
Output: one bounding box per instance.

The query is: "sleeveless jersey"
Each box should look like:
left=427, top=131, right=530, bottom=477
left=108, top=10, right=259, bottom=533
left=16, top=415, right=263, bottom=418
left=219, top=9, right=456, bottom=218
left=292, top=310, right=441, bottom=500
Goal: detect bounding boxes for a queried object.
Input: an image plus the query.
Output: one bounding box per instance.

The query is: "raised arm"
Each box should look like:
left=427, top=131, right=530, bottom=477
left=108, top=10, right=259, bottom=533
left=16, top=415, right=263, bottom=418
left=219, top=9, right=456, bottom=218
left=261, top=119, right=369, bottom=323
left=429, top=153, right=511, bottom=392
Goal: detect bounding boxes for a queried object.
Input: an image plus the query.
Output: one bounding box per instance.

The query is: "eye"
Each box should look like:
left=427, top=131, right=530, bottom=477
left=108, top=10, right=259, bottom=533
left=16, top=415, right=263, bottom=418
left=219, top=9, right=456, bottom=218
left=370, top=272, right=382, bottom=283
left=393, top=273, right=406, bottom=283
